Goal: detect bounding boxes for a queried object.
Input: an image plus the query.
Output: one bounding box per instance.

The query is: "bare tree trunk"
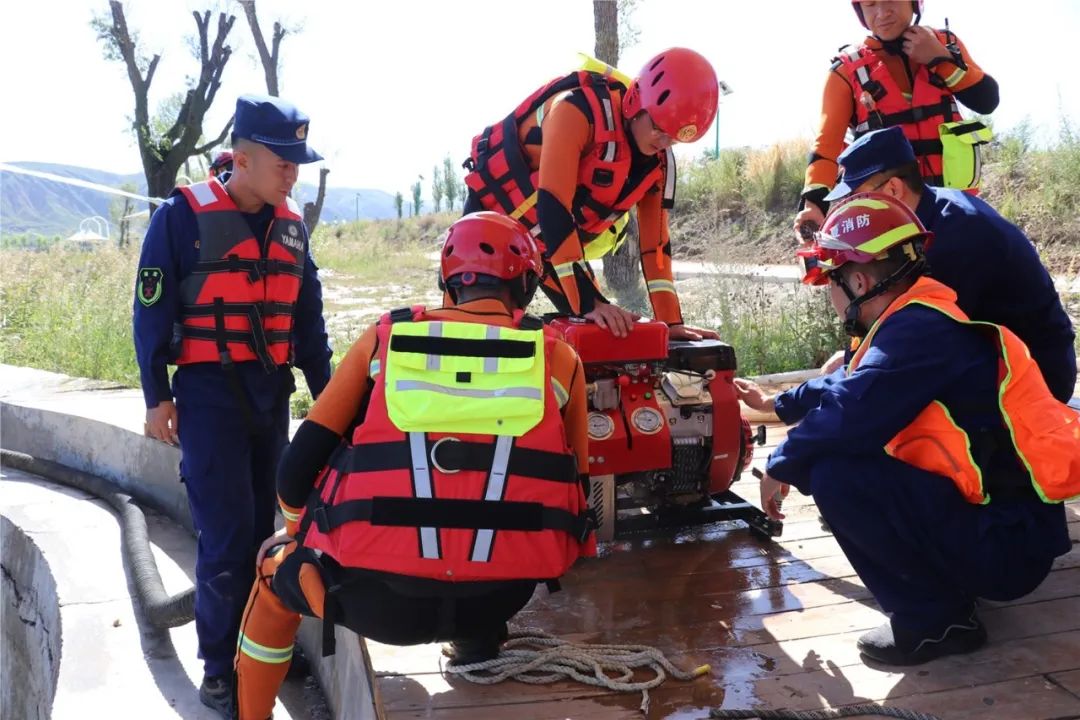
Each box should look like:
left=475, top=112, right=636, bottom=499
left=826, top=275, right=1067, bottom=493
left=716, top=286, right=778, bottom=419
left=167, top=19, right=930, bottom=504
left=303, top=168, right=330, bottom=230
left=240, top=0, right=327, bottom=230
left=592, top=0, right=644, bottom=305
left=593, top=0, right=619, bottom=65
left=98, top=1, right=234, bottom=213
left=239, top=0, right=283, bottom=96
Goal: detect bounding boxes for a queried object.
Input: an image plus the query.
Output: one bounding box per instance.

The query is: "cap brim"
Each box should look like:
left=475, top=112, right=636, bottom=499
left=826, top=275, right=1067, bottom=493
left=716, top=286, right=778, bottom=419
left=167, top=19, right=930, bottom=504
left=824, top=181, right=856, bottom=202
left=265, top=143, right=323, bottom=164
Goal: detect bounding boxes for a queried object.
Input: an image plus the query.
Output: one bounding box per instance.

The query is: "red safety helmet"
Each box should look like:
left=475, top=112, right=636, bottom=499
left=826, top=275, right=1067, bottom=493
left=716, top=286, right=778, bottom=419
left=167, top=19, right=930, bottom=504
left=623, top=48, right=719, bottom=144
left=209, top=150, right=233, bottom=177
left=440, top=212, right=542, bottom=307
left=797, top=192, right=932, bottom=286
left=852, top=0, right=923, bottom=29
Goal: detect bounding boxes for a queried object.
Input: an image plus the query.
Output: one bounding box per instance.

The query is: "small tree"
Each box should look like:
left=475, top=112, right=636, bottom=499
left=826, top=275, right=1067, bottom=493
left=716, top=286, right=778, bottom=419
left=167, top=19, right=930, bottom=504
left=411, top=177, right=424, bottom=217
left=431, top=165, right=444, bottom=213
left=110, top=183, right=139, bottom=248
left=394, top=191, right=404, bottom=219
left=593, top=0, right=645, bottom=307
left=93, top=1, right=235, bottom=212
left=443, top=154, right=459, bottom=212
left=239, top=0, right=329, bottom=232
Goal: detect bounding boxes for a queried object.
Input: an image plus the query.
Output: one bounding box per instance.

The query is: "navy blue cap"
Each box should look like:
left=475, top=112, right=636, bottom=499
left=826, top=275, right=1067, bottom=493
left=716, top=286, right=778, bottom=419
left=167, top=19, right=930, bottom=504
left=233, top=94, right=322, bottom=164
left=824, top=127, right=917, bottom=202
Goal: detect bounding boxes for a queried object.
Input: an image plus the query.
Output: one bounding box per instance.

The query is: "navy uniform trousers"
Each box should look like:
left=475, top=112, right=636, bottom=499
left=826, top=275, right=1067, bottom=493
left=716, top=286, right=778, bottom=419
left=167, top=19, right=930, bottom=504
left=178, top=393, right=290, bottom=679
left=811, top=453, right=1070, bottom=636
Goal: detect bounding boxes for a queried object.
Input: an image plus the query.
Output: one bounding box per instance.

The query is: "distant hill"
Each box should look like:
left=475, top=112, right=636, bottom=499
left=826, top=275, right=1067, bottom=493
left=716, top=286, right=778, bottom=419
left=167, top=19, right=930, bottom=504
left=1, top=161, right=397, bottom=238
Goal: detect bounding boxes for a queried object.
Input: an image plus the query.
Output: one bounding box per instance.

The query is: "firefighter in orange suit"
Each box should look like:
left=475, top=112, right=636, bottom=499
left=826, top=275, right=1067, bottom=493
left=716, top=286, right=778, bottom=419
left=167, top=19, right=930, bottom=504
left=463, top=47, right=720, bottom=341
left=794, top=0, right=1000, bottom=235
left=233, top=212, right=595, bottom=720
left=739, top=193, right=1079, bottom=666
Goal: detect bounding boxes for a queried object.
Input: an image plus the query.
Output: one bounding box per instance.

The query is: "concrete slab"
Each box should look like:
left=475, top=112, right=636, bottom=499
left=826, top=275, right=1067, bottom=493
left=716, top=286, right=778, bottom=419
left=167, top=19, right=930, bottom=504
left=0, top=469, right=318, bottom=720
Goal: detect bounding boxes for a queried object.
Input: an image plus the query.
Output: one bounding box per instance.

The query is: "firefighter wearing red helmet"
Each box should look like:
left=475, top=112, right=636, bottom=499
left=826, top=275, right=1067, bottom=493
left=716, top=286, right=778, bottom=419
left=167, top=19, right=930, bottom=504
left=208, top=150, right=233, bottom=184
left=737, top=193, right=1079, bottom=666
left=463, top=48, right=720, bottom=341
left=233, top=212, right=595, bottom=720
left=793, top=0, right=1000, bottom=238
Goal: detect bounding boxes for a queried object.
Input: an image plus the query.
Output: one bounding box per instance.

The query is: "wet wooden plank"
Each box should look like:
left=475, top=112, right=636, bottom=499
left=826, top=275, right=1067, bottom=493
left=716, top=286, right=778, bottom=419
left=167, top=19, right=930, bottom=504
left=1047, top=668, right=1080, bottom=702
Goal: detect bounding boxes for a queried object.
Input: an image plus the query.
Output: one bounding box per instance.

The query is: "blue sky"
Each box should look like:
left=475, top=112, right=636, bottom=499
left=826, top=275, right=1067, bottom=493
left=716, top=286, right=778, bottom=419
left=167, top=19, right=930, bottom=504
left=3, top=0, right=1078, bottom=199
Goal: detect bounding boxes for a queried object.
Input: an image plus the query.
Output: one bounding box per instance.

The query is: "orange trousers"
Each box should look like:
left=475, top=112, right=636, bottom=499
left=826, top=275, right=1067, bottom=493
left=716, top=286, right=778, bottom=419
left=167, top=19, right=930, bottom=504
left=234, top=541, right=325, bottom=720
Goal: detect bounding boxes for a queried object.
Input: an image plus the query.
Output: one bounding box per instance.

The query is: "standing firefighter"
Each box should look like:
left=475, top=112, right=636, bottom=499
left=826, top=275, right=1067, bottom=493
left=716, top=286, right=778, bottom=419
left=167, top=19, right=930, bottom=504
left=133, top=94, right=332, bottom=717
left=463, top=48, right=720, bottom=341
left=795, top=0, right=999, bottom=234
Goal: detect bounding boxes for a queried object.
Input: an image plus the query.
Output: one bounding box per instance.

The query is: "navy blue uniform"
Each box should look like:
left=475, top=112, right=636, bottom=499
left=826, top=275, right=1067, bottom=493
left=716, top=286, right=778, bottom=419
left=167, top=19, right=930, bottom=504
left=133, top=193, right=331, bottom=679
left=916, top=187, right=1076, bottom=401
left=769, top=304, right=1071, bottom=637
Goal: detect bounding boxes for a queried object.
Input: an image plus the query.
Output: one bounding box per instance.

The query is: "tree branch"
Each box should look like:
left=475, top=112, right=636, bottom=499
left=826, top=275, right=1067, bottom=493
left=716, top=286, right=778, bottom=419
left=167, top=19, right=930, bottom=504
left=194, top=117, right=235, bottom=155
left=240, top=0, right=281, bottom=96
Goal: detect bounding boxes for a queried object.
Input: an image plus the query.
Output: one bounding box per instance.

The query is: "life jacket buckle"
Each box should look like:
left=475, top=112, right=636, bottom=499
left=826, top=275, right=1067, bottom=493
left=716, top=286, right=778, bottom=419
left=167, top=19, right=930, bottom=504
left=430, top=437, right=462, bottom=475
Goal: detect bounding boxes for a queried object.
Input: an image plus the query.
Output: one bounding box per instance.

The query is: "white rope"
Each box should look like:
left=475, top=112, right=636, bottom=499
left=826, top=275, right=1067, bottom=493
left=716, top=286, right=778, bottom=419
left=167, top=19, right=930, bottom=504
left=442, top=629, right=710, bottom=715
left=0, top=162, right=165, bottom=204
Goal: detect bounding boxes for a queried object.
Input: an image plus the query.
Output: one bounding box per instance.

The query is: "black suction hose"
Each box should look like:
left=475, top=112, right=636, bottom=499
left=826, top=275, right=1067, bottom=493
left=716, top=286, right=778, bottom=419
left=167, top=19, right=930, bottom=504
left=1, top=448, right=195, bottom=628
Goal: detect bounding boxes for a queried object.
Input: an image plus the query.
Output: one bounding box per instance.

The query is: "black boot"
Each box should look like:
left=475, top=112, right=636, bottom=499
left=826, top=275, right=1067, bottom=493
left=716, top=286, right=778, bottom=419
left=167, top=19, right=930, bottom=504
left=442, top=624, right=509, bottom=667
left=199, top=675, right=236, bottom=720
left=857, top=611, right=987, bottom=666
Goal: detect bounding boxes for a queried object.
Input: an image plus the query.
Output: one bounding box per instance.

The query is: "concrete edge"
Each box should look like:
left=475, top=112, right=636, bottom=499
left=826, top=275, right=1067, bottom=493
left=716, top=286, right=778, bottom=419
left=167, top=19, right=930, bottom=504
left=0, top=399, right=380, bottom=720
left=1, top=514, right=61, bottom=720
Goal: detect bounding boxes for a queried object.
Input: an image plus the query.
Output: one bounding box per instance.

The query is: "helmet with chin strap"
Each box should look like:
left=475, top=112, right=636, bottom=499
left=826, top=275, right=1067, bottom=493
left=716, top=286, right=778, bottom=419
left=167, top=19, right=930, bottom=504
left=439, top=212, right=543, bottom=309
left=851, top=0, right=923, bottom=29
left=797, top=192, right=932, bottom=335
left=622, top=48, right=719, bottom=144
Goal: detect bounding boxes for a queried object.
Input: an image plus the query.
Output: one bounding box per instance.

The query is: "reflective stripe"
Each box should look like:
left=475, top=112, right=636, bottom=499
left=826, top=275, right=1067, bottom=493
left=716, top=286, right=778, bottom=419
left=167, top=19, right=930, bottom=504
left=409, top=432, right=440, bottom=559
left=550, top=377, right=569, bottom=408
left=369, top=358, right=381, bottom=377
left=280, top=505, right=300, bottom=523
left=647, top=279, right=677, bottom=295
left=944, top=67, right=966, bottom=88
left=426, top=323, right=442, bottom=370
left=188, top=182, right=218, bottom=208
left=854, top=120, right=871, bottom=134
left=663, top=149, right=676, bottom=202
left=510, top=192, right=537, bottom=220
left=553, top=261, right=576, bottom=279
left=600, top=98, right=617, bottom=162
left=855, top=65, right=871, bottom=86
left=470, top=435, right=514, bottom=562
left=237, top=633, right=294, bottom=664
left=396, top=380, right=543, bottom=401
left=484, top=326, right=501, bottom=373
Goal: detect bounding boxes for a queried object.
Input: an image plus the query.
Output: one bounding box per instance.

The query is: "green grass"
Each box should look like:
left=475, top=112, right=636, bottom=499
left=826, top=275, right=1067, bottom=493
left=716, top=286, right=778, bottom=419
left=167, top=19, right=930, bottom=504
left=3, top=138, right=1077, bottom=413
left=1, top=244, right=141, bottom=384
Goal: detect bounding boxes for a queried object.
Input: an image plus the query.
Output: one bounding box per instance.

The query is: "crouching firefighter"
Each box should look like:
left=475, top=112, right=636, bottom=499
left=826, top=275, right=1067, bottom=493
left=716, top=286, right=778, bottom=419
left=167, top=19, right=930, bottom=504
left=234, top=212, right=596, bottom=720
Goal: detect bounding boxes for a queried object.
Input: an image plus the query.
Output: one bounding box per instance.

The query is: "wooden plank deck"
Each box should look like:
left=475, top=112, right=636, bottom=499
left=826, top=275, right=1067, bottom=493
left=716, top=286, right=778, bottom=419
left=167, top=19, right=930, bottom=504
left=368, top=421, right=1080, bottom=720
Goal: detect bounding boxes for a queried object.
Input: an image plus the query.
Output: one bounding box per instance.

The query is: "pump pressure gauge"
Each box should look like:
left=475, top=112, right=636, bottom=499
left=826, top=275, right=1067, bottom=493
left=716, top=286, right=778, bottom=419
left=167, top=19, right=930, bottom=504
left=587, top=412, right=615, bottom=440
left=632, top=407, right=664, bottom=435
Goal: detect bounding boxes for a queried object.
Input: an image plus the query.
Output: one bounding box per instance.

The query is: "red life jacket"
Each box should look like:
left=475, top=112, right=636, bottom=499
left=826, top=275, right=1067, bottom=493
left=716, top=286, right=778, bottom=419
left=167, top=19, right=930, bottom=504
left=833, top=36, right=960, bottom=186
left=463, top=70, right=674, bottom=242
left=299, top=307, right=595, bottom=583
left=172, top=179, right=306, bottom=372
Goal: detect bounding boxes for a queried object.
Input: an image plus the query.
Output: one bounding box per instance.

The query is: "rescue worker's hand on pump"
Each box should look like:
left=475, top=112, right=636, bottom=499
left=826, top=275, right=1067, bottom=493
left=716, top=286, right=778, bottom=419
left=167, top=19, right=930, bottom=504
left=669, top=324, right=720, bottom=341
left=758, top=470, right=790, bottom=521
left=901, top=25, right=950, bottom=65
left=793, top=205, right=826, bottom=245
left=145, top=400, right=179, bottom=445
left=585, top=302, right=640, bottom=338
left=733, top=378, right=776, bottom=414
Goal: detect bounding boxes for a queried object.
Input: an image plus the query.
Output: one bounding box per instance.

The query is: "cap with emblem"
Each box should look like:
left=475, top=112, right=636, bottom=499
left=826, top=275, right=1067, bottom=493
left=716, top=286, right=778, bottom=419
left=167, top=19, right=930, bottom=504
left=825, top=127, right=918, bottom=202
left=232, top=94, right=323, bottom=164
